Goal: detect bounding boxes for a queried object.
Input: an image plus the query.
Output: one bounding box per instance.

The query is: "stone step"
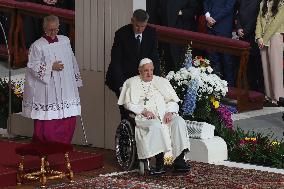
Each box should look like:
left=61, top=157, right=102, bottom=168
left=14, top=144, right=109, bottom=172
left=186, top=136, right=228, bottom=163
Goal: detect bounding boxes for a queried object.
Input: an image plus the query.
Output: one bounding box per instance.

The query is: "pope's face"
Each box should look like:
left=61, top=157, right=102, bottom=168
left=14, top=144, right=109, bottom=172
left=139, top=63, right=154, bottom=82
left=44, top=21, right=59, bottom=39
left=131, top=17, right=147, bottom=34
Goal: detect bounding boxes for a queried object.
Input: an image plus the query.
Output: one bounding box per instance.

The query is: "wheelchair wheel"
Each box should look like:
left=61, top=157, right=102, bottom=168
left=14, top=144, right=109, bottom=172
left=115, top=119, right=137, bottom=171
left=139, top=161, right=145, bottom=175
left=139, top=159, right=150, bottom=175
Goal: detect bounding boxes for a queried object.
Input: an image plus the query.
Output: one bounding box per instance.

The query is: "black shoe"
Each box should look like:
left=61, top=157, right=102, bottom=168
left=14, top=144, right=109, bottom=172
left=263, top=99, right=278, bottom=107
left=278, top=97, right=284, bottom=107
left=149, top=166, right=166, bottom=175
left=149, top=152, right=166, bottom=175
left=173, top=159, right=190, bottom=173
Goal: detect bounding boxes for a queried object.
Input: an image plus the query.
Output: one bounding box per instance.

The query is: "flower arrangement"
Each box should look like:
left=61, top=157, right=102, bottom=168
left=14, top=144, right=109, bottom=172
left=0, top=76, right=23, bottom=128
left=222, top=127, right=284, bottom=168
left=166, top=49, right=228, bottom=118
left=164, top=47, right=284, bottom=168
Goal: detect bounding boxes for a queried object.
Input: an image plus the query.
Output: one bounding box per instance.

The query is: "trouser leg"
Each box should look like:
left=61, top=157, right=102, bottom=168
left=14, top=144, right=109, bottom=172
left=268, top=34, right=284, bottom=101
left=223, top=53, right=235, bottom=87
left=260, top=47, right=272, bottom=99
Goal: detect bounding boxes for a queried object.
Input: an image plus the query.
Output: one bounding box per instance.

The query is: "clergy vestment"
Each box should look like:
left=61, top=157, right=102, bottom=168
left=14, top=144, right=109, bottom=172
left=118, top=75, right=190, bottom=159
left=22, top=35, right=82, bottom=144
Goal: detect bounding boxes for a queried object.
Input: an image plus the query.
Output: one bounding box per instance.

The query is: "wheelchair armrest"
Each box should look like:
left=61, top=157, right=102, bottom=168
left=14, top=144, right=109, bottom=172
left=124, top=109, right=136, bottom=119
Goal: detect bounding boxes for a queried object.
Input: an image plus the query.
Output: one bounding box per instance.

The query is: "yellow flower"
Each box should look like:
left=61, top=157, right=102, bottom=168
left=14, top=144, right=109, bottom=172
left=271, top=141, right=280, bottom=146
left=14, top=88, right=22, bottom=95
left=210, top=97, right=219, bottom=108
left=250, top=137, right=256, bottom=141
left=244, top=137, right=250, bottom=141
left=164, top=156, right=173, bottom=165
left=213, top=101, right=219, bottom=109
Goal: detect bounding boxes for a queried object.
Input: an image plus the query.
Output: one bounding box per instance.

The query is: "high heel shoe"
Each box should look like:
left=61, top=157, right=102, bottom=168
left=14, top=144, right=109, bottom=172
left=263, top=98, right=278, bottom=107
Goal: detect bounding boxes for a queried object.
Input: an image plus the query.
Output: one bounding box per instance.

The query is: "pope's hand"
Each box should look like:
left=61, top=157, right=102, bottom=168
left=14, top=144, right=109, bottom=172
left=163, top=112, right=173, bottom=124
left=52, top=61, right=64, bottom=71
left=142, top=109, right=156, bottom=119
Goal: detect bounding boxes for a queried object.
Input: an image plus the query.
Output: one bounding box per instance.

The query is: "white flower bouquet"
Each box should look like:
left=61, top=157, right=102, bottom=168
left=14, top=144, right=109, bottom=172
left=166, top=50, right=228, bottom=116
left=166, top=54, right=228, bottom=100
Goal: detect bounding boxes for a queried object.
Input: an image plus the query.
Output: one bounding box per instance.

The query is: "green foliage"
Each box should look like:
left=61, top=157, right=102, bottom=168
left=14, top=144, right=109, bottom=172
left=183, top=97, right=284, bottom=168
left=228, top=130, right=284, bottom=168
left=214, top=113, right=284, bottom=168
left=192, top=97, right=212, bottom=122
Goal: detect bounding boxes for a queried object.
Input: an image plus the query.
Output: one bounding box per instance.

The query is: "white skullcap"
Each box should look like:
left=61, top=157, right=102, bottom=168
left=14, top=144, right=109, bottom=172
left=139, top=58, right=153, bottom=67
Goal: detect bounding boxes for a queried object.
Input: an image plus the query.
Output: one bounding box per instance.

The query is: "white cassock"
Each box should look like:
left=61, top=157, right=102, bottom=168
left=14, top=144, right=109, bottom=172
left=22, top=35, right=82, bottom=120
left=118, top=76, right=190, bottom=160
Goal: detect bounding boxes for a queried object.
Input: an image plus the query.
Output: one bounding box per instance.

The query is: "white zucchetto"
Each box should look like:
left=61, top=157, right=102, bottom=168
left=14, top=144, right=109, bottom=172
left=139, top=58, right=153, bottom=67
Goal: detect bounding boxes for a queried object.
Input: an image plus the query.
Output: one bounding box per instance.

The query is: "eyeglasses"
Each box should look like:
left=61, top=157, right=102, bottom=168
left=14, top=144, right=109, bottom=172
left=46, top=28, right=59, bottom=32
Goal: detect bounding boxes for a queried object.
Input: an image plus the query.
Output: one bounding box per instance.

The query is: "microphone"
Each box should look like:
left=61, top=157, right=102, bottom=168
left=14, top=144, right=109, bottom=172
left=0, top=19, right=12, bottom=137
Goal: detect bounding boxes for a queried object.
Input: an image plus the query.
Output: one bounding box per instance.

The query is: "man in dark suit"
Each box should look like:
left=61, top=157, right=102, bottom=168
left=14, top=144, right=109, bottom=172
left=147, top=0, right=200, bottom=73
left=105, top=9, right=160, bottom=98
left=235, top=0, right=263, bottom=92
left=203, top=0, right=236, bottom=87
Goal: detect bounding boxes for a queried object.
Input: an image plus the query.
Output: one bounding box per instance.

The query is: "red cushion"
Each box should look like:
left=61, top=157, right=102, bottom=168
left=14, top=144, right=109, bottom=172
left=149, top=24, right=250, bottom=49
left=0, top=0, right=18, bottom=7
left=15, top=142, right=73, bottom=156
left=15, top=2, right=74, bottom=19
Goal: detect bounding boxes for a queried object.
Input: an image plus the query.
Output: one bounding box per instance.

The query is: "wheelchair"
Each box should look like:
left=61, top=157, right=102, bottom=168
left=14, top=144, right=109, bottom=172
left=115, top=110, right=150, bottom=175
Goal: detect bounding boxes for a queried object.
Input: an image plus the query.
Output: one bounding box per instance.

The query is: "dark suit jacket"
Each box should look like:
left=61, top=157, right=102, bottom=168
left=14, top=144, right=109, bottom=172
left=105, top=24, right=160, bottom=94
left=150, top=0, right=200, bottom=31
left=203, top=0, right=236, bottom=37
left=147, top=0, right=161, bottom=25
left=235, top=0, right=261, bottom=40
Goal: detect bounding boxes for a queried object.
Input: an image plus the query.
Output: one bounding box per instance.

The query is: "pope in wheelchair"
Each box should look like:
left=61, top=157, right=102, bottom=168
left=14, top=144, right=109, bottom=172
left=117, top=58, right=190, bottom=175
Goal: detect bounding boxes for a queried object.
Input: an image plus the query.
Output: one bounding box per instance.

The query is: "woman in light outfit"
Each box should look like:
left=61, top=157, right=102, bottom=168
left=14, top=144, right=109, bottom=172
left=256, top=0, right=284, bottom=103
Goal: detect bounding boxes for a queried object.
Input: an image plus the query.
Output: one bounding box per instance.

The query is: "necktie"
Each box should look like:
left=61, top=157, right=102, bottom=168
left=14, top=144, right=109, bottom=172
left=136, top=35, right=141, bottom=54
